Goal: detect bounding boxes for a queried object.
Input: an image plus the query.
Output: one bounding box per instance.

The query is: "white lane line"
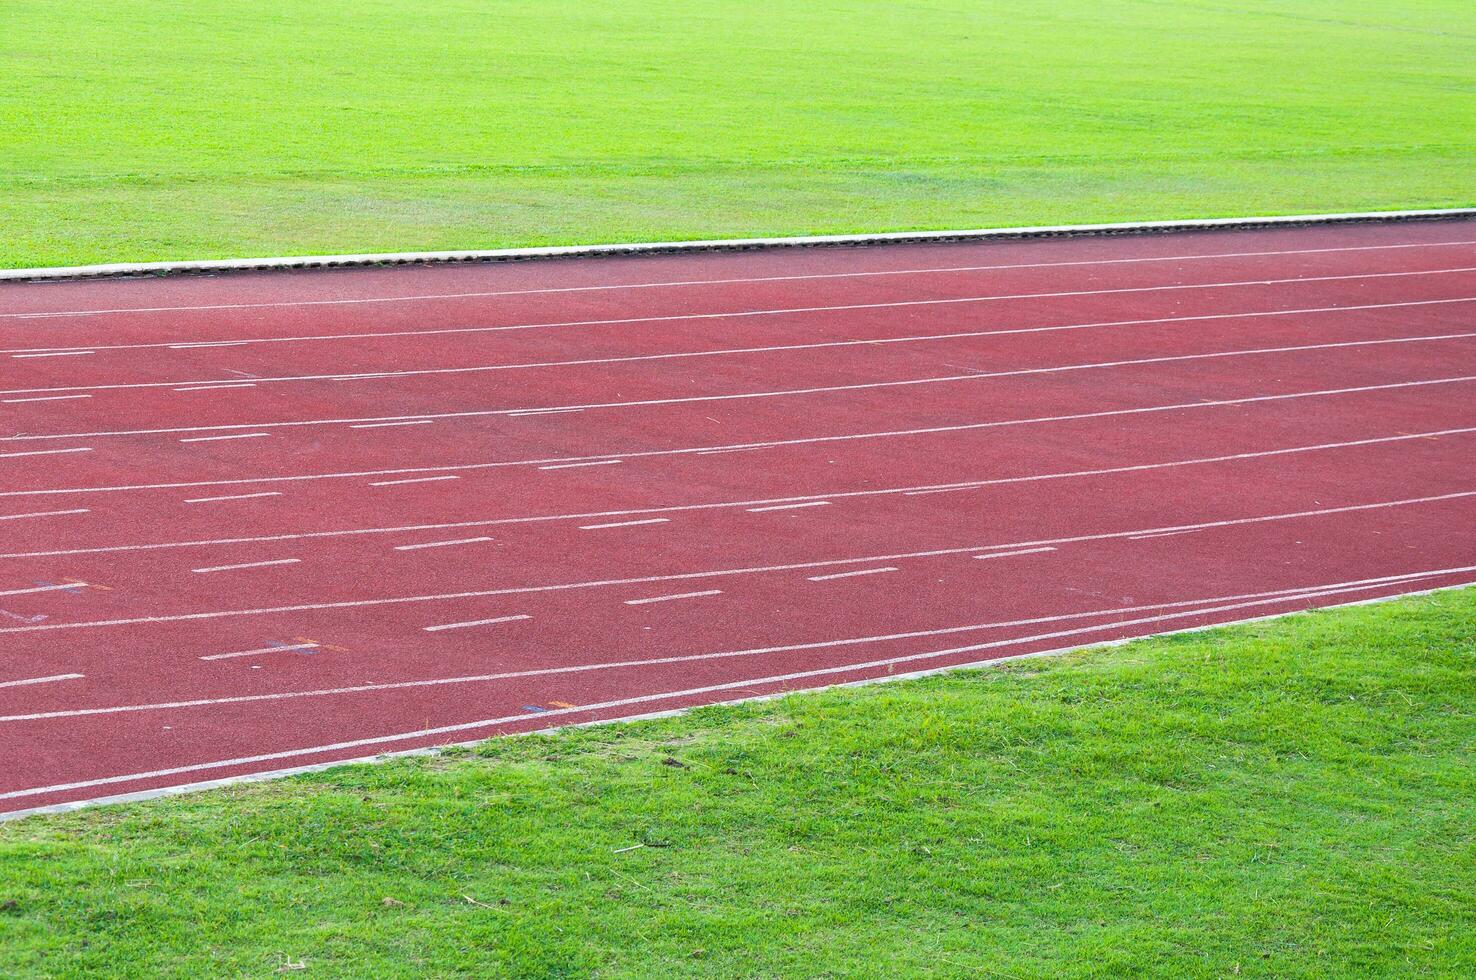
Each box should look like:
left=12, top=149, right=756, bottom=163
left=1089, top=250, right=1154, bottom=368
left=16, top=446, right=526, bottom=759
left=350, top=420, right=434, bottom=430
left=507, top=408, right=585, bottom=417
left=168, top=341, right=250, bottom=350
left=5, top=572, right=1466, bottom=809
left=5, top=563, right=1467, bottom=732
left=172, top=383, right=257, bottom=392
left=0, top=447, right=93, bottom=461
left=10, top=328, right=1476, bottom=442
left=539, top=460, right=622, bottom=470
left=191, top=558, right=301, bottom=574
left=579, top=518, right=670, bottom=530
left=4, top=238, right=1471, bottom=339
left=0, top=508, right=88, bottom=522
left=2, top=394, right=92, bottom=404
left=808, top=566, right=898, bottom=582
left=10, top=350, right=94, bottom=359
left=0, top=673, right=84, bottom=690
left=184, top=492, right=282, bottom=504
left=0, top=582, right=87, bottom=598
left=1129, top=529, right=1204, bottom=540
left=973, top=546, right=1058, bottom=560
left=747, top=501, right=831, bottom=513
left=7, top=488, right=1471, bottom=638
left=9, top=422, right=1476, bottom=559
left=394, top=536, right=494, bottom=552
left=178, top=432, right=270, bottom=444
left=369, top=475, right=459, bottom=487
left=200, top=643, right=319, bottom=662
left=423, top=614, right=531, bottom=633
left=12, top=290, right=1476, bottom=396
left=625, top=590, right=723, bottom=606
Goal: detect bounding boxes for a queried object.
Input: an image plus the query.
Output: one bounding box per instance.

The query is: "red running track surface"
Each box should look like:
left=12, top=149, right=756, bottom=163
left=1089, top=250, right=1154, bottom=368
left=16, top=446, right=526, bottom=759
left=2, top=220, right=1475, bottom=817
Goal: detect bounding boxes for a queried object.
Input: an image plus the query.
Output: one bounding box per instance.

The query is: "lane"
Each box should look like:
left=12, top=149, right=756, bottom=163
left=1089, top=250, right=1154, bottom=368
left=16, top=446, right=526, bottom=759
left=2, top=217, right=1474, bottom=816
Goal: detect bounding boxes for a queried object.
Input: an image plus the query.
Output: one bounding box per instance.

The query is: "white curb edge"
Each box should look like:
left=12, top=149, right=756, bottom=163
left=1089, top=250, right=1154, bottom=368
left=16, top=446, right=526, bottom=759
left=5, top=206, right=1474, bottom=283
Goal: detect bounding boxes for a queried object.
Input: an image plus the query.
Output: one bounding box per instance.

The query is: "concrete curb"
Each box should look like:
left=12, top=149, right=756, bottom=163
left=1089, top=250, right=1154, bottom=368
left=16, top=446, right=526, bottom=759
left=4, top=206, right=1474, bottom=282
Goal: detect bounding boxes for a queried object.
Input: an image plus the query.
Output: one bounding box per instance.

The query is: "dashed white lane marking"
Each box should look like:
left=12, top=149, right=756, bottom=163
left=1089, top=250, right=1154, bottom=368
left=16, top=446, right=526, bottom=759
left=349, top=420, right=434, bottom=429
left=13, top=292, right=1476, bottom=397
left=624, top=590, right=724, bottom=606
left=0, top=582, right=87, bottom=598
left=0, top=673, right=84, bottom=690
left=191, top=558, right=301, bottom=574
left=6, top=564, right=1467, bottom=730
left=11, top=329, right=1476, bottom=442
left=369, top=475, right=459, bottom=487
left=579, top=518, right=671, bottom=530
left=423, top=614, right=531, bottom=633
left=0, top=447, right=93, bottom=461
left=8, top=238, right=1471, bottom=323
left=539, top=460, right=622, bottom=470
left=0, top=508, right=88, bottom=522
left=10, top=350, right=94, bottom=359
left=972, top=546, right=1058, bottom=560
left=9, top=262, right=1476, bottom=357
left=183, top=491, right=282, bottom=504
left=808, top=566, right=898, bottom=582
left=173, top=384, right=257, bottom=393
left=8, top=423, right=1476, bottom=559
left=5, top=574, right=1462, bottom=806
left=200, top=643, right=319, bottom=662
left=394, top=536, right=494, bottom=552
left=178, top=432, right=270, bottom=444
left=747, top=500, right=831, bottom=513
left=4, top=489, right=1470, bottom=637
left=7, top=375, right=1473, bottom=493
left=2, top=394, right=92, bottom=404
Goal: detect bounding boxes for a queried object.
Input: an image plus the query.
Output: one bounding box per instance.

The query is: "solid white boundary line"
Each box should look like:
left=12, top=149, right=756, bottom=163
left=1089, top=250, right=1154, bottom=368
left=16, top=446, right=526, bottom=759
left=2, top=207, right=1473, bottom=282
left=2, top=578, right=1470, bottom=823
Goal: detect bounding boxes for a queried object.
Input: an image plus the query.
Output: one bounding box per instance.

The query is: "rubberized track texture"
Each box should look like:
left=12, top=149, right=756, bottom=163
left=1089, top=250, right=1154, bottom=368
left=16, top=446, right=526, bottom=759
left=2, top=218, right=1474, bottom=818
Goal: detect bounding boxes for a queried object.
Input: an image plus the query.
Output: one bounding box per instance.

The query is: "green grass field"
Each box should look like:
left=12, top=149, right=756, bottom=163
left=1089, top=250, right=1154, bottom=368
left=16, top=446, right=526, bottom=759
left=3, top=590, right=1473, bottom=976
left=3, top=0, right=1474, bottom=268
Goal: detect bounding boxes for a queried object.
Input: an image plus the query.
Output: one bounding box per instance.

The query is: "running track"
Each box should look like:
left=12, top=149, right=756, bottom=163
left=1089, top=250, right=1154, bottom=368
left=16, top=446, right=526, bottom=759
left=3, top=219, right=1475, bottom=818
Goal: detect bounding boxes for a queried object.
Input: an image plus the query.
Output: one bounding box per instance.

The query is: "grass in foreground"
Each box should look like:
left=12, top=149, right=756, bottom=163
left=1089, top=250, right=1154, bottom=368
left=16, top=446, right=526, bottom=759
left=3, top=0, right=1474, bottom=268
left=2, top=590, right=1474, bottom=976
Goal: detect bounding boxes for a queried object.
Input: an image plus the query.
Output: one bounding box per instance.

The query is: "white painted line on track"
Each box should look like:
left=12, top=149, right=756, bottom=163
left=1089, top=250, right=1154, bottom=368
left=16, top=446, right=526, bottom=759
left=973, top=546, right=1058, bottom=560
left=5, top=564, right=1468, bottom=729
left=6, top=489, right=1472, bottom=636
left=13, top=328, right=1476, bottom=442
left=747, top=501, right=832, bottom=513
left=3, top=394, right=92, bottom=404
left=184, top=492, right=282, bottom=504
left=6, top=238, right=1473, bottom=330
left=178, top=432, right=270, bottom=443
left=394, top=536, right=494, bottom=552
left=10, top=350, right=94, bottom=359
left=168, top=341, right=250, bottom=350
left=423, top=614, right=531, bottom=633
left=539, top=459, right=622, bottom=470
left=0, top=582, right=87, bottom=598
left=0, top=673, right=84, bottom=690
left=0, top=447, right=93, bottom=461
left=808, top=566, right=898, bottom=582
left=21, top=292, right=1473, bottom=397
left=191, top=558, right=301, bottom=574
left=1129, top=529, right=1203, bottom=540
left=0, top=508, right=88, bottom=522
left=173, top=384, right=257, bottom=393
left=625, top=590, right=724, bottom=606
left=349, top=420, right=434, bottom=429
left=200, top=643, right=319, bottom=662
left=507, top=408, right=585, bottom=417
left=579, top=518, right=670, bottom=530
left=9, top=422, right=1476, bottom=559
left=369, top=475, right=459, bottom=487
